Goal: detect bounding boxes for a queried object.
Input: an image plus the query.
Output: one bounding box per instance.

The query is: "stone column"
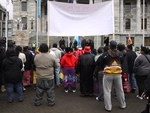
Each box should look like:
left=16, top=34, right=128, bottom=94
left=137, top=0, right=141, bottom=32
left=89, top=0, right=93, bottom=4
left=120, top=0, right=123, bottom=32
left=73, top=0, right=76, bottom=4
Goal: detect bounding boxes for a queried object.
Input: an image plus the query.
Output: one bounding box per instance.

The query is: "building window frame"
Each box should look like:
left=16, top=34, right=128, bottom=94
left=125, top=18, right=131, bottom=30
left=141, top=18, right=147, bottom=30
left=21, top=17, right=27, bottom=30
left=144, top=37, right=150, bottom=46
left=21, top=2, right=27, bottom=11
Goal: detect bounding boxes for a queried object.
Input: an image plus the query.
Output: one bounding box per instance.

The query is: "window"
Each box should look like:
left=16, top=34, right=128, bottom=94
left=21, top=2, right=27, bottom=11
left=46, top=21, right=47, bottom=31
left=144, top=37, right=150, bottom=46
left=124, top=3, right=131, bottom=14
left=45, top=5, right=47, bottom=15
left=21, top=17, right=27, bottom=30
left=141, top=18, right=147, bottom=29
left=2, top=22, right=5, bottom=30
left=125, top=18, right=130, bottom=29
left=0, top=10, right=2, bottom=20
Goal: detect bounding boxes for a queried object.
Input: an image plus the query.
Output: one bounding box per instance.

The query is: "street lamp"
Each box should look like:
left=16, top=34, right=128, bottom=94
left=15, top=17, right=21, bottom=30
left=30, top=17, right=34, bottom=30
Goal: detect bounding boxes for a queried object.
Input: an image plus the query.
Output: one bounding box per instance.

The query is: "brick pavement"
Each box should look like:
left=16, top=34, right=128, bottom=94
left=0, top=84, right=147, bottom=113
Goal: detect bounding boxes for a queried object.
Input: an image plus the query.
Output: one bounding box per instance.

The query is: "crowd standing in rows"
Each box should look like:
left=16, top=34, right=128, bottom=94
left=0, top=37, right=150, bottom=113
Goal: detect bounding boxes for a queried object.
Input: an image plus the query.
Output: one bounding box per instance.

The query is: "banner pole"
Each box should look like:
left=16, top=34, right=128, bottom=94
left=47, top=35, right=50, bottom=47
left=112, top=0, right=115, bottom=40
left=5, top=11, right=8, bottom=50
left=36, top=0, right=39, bottom=48
left=142, top=0, right=145, bottom=46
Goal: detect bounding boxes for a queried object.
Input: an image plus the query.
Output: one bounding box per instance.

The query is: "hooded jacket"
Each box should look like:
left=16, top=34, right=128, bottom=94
left=96, top=49, right=123, bottom=71
left=3, top=56, right=23, bottom=83
left=60, top=53, right=78, bottom=68
left=50, top=48, right=61, bottom=63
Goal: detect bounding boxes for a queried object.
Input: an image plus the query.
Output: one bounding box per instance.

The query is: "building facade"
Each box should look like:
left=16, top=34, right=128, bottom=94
left=0, top=4, right=13, bottom=39
left=12, top=0, right=150, bottom=48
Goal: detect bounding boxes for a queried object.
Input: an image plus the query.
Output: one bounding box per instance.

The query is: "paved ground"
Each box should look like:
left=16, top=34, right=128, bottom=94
left=0, top=84, right=147, bottom=113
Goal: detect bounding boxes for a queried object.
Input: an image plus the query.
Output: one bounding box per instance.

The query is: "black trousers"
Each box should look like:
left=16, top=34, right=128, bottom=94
left=135, top=75, right=148, bottom=96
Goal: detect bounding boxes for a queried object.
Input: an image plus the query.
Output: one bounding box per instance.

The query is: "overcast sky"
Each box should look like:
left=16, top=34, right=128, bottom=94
left=0, top=0, right=13, bottom=19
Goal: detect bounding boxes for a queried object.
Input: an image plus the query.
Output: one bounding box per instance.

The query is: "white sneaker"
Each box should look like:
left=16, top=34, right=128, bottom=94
left=65, top=90, right=68, bottom=93
left=96, top=97, right=99, bottom=101
left=136, top=95, right=143, bottom=100
left=147, top=97, right=149, bottom=100
left=120, top=105, right=126, bottom=109
left=72, top=90, right=76, bottom=93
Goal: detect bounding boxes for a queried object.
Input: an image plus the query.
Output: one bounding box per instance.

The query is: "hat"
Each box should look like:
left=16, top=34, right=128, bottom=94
left=135, top=47, right=140, bottom=51
left=109, top=40, right=117, bottom=47
left=84, top=46, right=91, bottom=53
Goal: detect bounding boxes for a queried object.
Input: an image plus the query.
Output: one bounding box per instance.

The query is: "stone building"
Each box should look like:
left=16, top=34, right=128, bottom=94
left=12, top=0, right=150, bottom=48
left=0, top=4, right=13, bottom=39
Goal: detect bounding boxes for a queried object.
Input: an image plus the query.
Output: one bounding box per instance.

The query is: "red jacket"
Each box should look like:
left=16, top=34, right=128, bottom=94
left=60, top=53, right=78, bottom=68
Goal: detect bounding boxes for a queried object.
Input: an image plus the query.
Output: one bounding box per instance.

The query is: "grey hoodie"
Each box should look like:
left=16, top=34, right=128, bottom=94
left=50, top=48, right=61, bottom=63
left=133, top=54, right=150, bottom=76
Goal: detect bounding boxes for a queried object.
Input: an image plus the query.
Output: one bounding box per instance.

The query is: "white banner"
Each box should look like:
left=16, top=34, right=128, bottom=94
left=48, top=1, right=114, bottom=36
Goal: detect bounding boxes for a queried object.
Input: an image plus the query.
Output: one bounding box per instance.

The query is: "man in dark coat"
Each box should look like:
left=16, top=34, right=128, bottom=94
left=59, top=37, right=65, bottom=50
left=76, top=46, right=95, bottom=97
left=126, top=44, right=137, bottom=93
left=0, top=46, right=6, bottom=92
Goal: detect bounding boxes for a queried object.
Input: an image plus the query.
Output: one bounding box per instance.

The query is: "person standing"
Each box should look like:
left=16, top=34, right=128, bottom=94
left=100, top=40, right=126, bottom=112
left=133, top=46, right=150, bottom=100
left=95, top=47, right=104, bottom=101
left=23, top=46, right=33, bottom=87
left=60, top=47, right=78, bottom=92
left=59, top=37, right=66, bottom=50
left=0, top=46, right=6, bottom=92
left=3, top=48, right=23, bottom=103
left=50, top=43, right=62, bottom=87
left=15, top=46, right=26, bottom=91
left=126, top=44, right=137, bottom=93
left=76, top=46, right=95, bottom=97
left=34, top=43, right=57, bottom=106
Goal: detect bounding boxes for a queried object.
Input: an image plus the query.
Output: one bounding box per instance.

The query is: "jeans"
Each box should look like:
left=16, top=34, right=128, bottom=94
left=6, top=82, right=23, bottom=102
left=55, top=63, right=60, bottom=86
left=128, top=73, right=136, bottom=90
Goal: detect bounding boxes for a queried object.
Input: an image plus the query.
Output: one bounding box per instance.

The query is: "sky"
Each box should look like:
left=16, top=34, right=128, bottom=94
left=0, top=0, right=13, bottom=19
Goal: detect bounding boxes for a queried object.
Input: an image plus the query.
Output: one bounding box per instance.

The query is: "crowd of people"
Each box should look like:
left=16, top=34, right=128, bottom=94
left=0, top=37, right=150, bottom=113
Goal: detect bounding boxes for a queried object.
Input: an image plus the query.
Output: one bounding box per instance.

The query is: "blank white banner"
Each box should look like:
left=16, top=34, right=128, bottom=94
left=48, top=1, right=114, bottom=36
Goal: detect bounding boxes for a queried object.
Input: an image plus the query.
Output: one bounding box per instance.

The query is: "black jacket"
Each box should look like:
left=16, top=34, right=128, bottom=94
left=96, top=49, right=124, bottom=71
left=126, top=50, right=137, bottom=73
left=3, top=56, right=23, bottom=83
left=24, top=50, right=33, bottom=70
